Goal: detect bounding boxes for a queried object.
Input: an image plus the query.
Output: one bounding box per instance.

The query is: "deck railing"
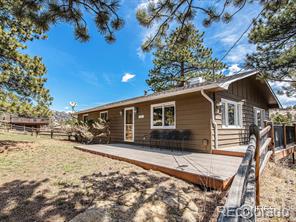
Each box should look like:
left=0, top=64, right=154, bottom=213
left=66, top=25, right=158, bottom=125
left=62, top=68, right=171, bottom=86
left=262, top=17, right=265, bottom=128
left=273, top=123, right=296, bottom=149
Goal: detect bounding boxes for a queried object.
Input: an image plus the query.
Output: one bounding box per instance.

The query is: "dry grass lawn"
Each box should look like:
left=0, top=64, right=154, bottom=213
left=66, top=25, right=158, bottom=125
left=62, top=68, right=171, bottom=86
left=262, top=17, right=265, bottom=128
left=0, top=132, right=224, bottom=222
left=259, top=156, right=296, bottom=222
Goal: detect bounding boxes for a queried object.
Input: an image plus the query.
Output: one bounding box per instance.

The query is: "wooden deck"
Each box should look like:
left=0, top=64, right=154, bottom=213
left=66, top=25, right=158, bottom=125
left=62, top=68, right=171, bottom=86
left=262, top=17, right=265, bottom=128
left=74, top=144, right=242, bottom=190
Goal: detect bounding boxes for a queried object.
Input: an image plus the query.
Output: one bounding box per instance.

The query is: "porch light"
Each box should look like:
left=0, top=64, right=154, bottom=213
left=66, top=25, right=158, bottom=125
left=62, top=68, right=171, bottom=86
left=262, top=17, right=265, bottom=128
left=120, top=110, right=123, bottom=116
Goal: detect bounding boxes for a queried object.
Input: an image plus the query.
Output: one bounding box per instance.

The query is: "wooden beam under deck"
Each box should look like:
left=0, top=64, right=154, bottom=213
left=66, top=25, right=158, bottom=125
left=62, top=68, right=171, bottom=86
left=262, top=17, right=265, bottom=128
left=273, top=144, right=296, bottom=161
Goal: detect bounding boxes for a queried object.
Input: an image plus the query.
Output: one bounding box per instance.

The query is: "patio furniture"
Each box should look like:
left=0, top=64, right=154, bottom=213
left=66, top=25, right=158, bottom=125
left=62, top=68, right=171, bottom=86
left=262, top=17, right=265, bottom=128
left=143, top=129, right=192, bottom=151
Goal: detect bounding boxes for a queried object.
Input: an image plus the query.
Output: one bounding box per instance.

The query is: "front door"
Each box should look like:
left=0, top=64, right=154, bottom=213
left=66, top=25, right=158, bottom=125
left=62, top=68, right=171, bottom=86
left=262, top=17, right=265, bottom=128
left=124, top=107, right=134, bottom=142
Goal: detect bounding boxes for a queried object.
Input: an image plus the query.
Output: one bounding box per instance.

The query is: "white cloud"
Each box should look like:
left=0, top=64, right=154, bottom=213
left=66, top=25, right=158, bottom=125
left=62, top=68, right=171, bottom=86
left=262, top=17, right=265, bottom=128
left=269, top=81, right=296, bottom=107
left=229, top=64, right=242, bottom=74
left=137, top=0, right=159, bottom=10
left=213, top=29, right=240, bottom=46
left=222, top=64, right=244, bottom=76
left=121, top=73, right=136, bottom=82
left=64, top=106, right=69, bottom=110
left=225, top=44, right=255, bottom=63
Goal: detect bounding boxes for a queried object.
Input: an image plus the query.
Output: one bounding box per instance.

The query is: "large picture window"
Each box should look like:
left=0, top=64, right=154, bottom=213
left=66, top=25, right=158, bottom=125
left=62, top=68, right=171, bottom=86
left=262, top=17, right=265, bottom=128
left=254, top=107, right=265, bottom=128
left=151, top=102, right=176, bottom=129
left=221, top=99, right=242, bottom=128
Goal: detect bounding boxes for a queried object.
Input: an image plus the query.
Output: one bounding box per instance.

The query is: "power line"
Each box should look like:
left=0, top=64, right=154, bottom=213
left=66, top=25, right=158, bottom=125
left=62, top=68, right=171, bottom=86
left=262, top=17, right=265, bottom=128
left=220, top=7, right=265, bottom=61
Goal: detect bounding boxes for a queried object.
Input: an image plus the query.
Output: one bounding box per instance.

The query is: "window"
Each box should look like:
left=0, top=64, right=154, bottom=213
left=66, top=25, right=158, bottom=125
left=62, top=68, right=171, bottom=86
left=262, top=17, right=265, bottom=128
left=221, top=99, right=242, bottom=128
left=254, top=107, right=265, bottom=128
left=82, top=114, right=88, bottom=123
left=151, top=102, right=176, bottom=129
left=100, top=111, right=108, bottom=121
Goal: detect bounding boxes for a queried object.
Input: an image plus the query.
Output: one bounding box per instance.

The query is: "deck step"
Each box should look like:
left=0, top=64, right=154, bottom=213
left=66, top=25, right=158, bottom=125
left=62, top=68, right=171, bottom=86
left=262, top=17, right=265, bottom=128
left=212, top=149, right=246, bottom=158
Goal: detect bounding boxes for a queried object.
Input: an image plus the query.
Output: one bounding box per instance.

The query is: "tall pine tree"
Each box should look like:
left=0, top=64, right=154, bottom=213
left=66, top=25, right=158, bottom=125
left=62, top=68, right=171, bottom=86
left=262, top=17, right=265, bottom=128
left=247, top=0, right=296, bottom=96
left=0, top=1, right=52, bottom=117
left=147, top=24, right=225, bottom=92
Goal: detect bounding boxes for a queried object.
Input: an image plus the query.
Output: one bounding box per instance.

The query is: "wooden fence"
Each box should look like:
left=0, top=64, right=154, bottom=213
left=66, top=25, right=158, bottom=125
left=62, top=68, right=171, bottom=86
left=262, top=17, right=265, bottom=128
left=0, top=123, right=74, bottom=140
left=219, top=122, right=296, bottom=221
left=218, top=124, right=273, bottom=221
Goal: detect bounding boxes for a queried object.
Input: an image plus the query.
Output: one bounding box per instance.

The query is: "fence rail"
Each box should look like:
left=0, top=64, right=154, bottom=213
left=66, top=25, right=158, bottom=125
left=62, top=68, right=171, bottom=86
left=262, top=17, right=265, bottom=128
left=218, top=124, right=273, bottom=221
left=0, top=123, right=73, bottom=140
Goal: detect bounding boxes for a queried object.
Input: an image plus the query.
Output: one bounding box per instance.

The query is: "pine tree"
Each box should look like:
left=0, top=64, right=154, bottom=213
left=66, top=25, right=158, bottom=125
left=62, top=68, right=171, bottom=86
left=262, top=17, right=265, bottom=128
left=0, top=0, right=124, bottom=117
left=247, top=0, right=296, bottom=96
left=147, top=24, right=225, bottom=92
left=1, top=0, right=124, bottom=42
left=0, top=1, right=52, bottom=117
left=136, top=0, right=255, bottom=51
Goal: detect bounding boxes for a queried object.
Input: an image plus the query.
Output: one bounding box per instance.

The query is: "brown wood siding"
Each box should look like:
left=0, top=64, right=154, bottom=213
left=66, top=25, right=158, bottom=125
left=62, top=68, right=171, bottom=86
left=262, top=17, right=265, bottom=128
left=78, top=92, right=212, bottom=152
left=214, top=76, right=270, bottom=148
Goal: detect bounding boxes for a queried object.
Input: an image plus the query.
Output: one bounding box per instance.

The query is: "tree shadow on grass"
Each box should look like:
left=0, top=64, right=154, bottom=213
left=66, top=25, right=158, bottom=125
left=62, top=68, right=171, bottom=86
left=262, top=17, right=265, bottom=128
left=0, top=171, right=223, bottom=221
left=0, top=140, right=33, bottom=153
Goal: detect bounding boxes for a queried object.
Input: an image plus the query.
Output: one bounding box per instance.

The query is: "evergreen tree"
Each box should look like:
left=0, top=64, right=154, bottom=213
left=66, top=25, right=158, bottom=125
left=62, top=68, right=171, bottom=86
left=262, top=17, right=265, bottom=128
left=136, top=0, right=257, bottom=51
left=247, top=0, right=296, bottom=96
left=0, top=0, right=124, bottom=117
left=1, top=0, right=124, bottom=42
left=147, top=24, right=225, bottom=92
left=0, top=1, right=52, bottom=117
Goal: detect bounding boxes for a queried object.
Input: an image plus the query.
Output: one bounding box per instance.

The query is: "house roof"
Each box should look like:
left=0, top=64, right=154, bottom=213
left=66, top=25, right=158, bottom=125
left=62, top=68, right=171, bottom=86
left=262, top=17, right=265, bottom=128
left=76, top=70, right=281, bottom=114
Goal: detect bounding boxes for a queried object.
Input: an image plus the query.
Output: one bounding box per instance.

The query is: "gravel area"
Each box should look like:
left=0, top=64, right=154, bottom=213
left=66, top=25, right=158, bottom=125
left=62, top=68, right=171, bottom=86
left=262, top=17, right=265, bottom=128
left=0, top=132, right=224, bottom=222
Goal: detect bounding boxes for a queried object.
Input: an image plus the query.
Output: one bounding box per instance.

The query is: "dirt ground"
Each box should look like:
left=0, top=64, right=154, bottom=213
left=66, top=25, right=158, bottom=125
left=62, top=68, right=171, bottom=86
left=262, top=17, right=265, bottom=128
left=0, top=132, right=224, bottom=222
left=259, top=156, right=296, bottom=222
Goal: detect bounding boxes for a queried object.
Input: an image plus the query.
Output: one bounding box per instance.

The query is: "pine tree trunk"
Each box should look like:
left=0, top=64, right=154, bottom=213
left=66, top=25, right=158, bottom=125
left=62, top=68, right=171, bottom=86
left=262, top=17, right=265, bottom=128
left=180, top=62, right=185, bottom=87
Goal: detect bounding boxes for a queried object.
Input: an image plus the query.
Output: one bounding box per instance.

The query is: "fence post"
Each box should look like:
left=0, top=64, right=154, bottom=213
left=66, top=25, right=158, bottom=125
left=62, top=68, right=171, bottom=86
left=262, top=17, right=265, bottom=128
left=250, top=124, right=260, bottom=206
left=50, top=129, right=53, bottom=139
left=283, top=124, right=287, bottom=149
left=268, top=122, right=275, bottom=155
left=293, top=124, right=296, bottom=164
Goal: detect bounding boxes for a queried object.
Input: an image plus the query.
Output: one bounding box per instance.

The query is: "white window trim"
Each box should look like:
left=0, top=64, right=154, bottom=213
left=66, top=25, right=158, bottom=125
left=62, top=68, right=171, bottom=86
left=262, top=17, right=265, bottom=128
left=100, top=111, right=108, bottom=120
left=254, top=107, right=265, bottom=128
left=221, top=98, right=243, bottom=129
left=150, top=101, right=176, bottom=129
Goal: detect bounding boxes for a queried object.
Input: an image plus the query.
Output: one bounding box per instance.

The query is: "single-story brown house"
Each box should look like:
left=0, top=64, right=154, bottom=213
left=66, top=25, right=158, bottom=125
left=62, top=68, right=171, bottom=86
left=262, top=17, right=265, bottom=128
left=76, top=71, right=281, bottom=153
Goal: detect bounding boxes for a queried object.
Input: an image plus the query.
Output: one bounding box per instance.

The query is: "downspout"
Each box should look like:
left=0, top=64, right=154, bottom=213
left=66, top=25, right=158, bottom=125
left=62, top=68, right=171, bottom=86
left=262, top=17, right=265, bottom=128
left=201, top=89, right=218, bottom=150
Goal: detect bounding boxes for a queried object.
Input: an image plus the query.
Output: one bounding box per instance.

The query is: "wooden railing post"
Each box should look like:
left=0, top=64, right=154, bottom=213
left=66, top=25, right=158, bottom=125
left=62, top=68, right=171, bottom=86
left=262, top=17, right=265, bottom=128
left=293, top=124, right=296, bottom=164
left=268, top=122, right=275, bottom=155
left=50, top=129, right=53, bottom=139
left=250, top=124, right=260, bottom=206
left=283, top=124, right=287, bottom=148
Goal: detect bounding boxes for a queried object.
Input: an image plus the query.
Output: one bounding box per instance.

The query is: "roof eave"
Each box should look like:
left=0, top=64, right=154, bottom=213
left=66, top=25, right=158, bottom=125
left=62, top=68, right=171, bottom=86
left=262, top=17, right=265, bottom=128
left=76, top=83, right=223, bottom=114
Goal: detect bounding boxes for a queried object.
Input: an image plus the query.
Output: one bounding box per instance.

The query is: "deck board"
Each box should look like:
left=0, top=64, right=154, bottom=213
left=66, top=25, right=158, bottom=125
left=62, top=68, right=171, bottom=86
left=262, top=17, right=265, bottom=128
left=74, top=143, right=242, bottom=190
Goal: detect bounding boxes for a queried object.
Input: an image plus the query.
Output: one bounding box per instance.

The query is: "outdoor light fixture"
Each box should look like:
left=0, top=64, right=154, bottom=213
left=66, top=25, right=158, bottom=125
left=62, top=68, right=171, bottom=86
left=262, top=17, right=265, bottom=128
left=120, top=110, right=123, bottom=116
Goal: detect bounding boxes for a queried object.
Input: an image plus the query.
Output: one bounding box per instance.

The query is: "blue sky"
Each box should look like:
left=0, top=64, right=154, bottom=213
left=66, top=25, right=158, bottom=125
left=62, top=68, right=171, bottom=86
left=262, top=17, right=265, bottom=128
left=26, top=1, right=295, bottom=111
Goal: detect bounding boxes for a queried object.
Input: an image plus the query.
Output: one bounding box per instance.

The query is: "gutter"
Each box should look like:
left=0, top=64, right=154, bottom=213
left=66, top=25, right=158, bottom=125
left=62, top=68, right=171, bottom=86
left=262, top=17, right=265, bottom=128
left=201, top=89, right=218, bottom=150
